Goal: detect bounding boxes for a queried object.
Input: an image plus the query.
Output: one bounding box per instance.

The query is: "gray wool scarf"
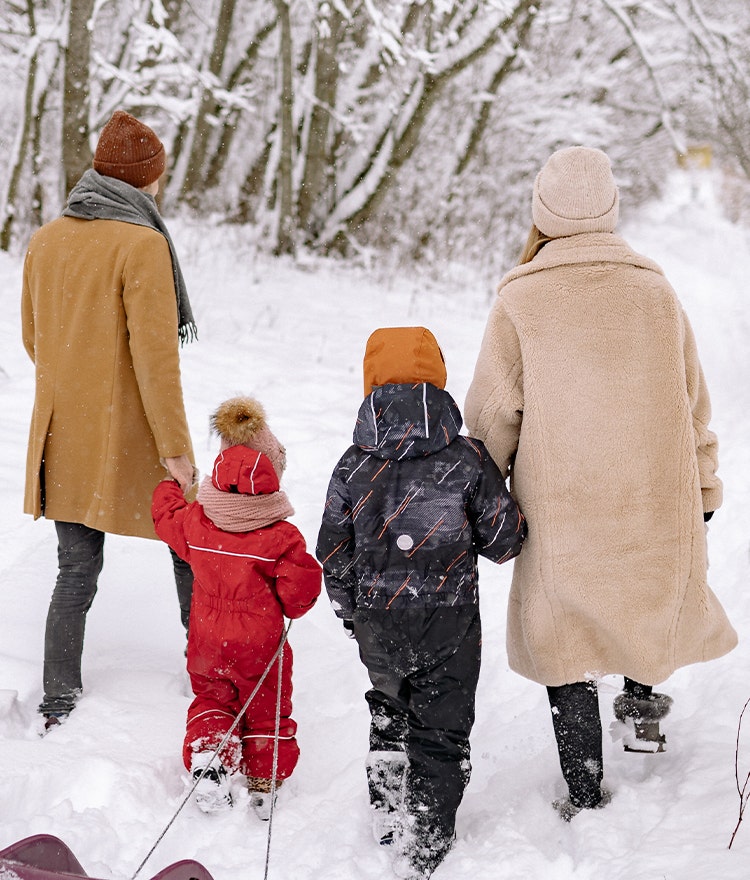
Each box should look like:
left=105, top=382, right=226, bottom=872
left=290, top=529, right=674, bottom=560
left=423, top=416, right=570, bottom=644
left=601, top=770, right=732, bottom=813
left=63, top=169, right=197, bottom=344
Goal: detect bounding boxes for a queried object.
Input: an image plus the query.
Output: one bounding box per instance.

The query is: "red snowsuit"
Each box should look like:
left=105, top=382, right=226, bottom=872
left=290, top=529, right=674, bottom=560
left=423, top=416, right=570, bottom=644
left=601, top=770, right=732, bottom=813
left=152, top=448, right=321, bottom=780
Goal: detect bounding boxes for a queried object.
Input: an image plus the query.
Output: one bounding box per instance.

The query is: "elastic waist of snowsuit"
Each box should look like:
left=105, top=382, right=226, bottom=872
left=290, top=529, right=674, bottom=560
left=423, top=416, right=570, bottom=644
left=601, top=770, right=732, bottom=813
left=196, top=594, right=280, bottom=615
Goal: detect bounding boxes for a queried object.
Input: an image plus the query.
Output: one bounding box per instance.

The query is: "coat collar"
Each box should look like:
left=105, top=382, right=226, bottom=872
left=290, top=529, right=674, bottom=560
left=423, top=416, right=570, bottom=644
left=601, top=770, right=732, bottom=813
left=498, top=233, right=665, bottom=293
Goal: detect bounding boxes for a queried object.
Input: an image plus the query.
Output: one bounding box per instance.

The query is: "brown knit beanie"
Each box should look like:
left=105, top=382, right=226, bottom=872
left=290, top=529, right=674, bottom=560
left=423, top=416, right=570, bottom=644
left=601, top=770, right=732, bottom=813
left=363, top=327, right=447, bottom=397
left=532, top=146, right=619, bottom=238
left=93, top=110, right=166, bottom=188
left=210, top=397, right=287, bottom=478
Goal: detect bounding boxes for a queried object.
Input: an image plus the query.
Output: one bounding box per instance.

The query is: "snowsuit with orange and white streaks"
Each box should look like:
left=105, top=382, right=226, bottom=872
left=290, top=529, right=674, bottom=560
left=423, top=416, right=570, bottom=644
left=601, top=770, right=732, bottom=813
left=316, top=381, right=525, bottom=858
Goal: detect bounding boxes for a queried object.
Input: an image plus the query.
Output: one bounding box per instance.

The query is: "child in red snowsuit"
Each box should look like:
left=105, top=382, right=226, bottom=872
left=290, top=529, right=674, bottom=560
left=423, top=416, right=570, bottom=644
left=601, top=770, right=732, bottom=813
left=152, top=396, right=321, bottom=815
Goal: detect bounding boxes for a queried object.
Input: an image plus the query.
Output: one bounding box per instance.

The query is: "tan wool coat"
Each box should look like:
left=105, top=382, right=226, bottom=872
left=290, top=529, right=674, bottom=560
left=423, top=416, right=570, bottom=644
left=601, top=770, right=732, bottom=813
left=22, top=217, right=194, bottom=539
left=465, top=233, right=736, bottom=687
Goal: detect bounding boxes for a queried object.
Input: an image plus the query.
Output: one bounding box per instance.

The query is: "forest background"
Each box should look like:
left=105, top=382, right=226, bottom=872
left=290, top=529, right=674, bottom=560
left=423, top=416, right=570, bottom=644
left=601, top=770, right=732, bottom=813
left=1, top=0, right=750, bottom=281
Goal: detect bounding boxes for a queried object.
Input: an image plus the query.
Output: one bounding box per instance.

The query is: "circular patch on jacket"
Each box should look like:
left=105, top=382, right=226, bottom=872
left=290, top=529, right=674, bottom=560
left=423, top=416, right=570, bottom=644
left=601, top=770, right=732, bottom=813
left=396, top=534, right=414, bottom=551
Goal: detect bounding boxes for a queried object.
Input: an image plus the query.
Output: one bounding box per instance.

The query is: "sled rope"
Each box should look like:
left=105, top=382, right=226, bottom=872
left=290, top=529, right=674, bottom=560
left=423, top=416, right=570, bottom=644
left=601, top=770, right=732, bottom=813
left=263, top=635, right=285, bottom=880
left=130, top=621, right=293, bottom=880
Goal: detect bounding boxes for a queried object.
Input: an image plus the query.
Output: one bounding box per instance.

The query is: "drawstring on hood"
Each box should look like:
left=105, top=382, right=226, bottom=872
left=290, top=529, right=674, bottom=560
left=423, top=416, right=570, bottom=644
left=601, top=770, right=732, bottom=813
left=367, top=382, right=432, bottom=447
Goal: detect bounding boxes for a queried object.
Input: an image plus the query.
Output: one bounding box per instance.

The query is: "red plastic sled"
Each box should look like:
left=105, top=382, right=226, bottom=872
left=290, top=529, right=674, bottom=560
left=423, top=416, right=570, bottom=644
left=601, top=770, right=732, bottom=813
left=0, top=835, right=215, bottom=880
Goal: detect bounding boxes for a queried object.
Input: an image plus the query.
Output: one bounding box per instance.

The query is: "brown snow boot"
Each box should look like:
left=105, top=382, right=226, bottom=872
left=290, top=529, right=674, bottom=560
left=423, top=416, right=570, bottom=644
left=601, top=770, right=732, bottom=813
left=248, top=776, right=283, bottom=820
left=613, top=692, right=673, bottom=753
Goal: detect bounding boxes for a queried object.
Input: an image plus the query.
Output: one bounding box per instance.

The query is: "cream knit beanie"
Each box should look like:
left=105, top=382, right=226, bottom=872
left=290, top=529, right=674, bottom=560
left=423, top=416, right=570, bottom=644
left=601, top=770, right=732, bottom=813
left=532, top=146, right=619, bottom=238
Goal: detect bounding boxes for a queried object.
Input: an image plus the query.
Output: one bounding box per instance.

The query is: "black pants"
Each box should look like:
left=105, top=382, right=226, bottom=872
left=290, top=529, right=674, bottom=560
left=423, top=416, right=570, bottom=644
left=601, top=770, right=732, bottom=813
left=355, top=605, right=480, bottom=870
left=39, top=521, right=193, bottom=715
left=546, top=677, right=652, bottom=807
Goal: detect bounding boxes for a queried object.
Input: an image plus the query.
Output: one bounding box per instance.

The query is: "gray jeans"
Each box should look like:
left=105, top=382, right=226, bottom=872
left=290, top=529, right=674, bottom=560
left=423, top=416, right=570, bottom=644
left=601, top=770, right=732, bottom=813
left=39, top=521, right=192, bottom=715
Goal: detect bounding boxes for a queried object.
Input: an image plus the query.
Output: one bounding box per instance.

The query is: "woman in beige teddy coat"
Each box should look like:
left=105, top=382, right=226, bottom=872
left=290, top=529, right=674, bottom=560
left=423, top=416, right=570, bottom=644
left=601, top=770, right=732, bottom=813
left=465, top=145, right=736, bottom=819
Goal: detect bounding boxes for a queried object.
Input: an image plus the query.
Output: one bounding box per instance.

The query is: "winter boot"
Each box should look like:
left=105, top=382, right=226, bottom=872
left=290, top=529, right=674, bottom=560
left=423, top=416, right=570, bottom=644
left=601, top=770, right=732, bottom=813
left=191, top=753, right=233, bottom=813
left=41, top=712, right=69, bottom=735
left=552, top=787, right=612, bottom=822
left=366, top=750, right=408, bottom=845
left=248, top=776, right=282, bottom=821
left=613, top=692, right=673, bottom=753
left=391, top=815, right=455, bottom=880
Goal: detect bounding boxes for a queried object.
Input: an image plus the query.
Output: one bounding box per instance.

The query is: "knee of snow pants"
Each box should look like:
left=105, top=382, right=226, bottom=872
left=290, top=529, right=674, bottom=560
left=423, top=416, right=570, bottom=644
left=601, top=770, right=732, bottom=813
left=184, top=706, right=242, bottom=772
left=365, top=688, right=409, bottom=753
left=240, top=719, right=300, bottom=780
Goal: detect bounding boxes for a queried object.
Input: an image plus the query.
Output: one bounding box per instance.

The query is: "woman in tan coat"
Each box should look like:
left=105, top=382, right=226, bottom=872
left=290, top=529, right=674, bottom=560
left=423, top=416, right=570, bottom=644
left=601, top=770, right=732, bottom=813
left=465, top=146, right=736, bottom=819
left=22, top=111, right=197, bottom=730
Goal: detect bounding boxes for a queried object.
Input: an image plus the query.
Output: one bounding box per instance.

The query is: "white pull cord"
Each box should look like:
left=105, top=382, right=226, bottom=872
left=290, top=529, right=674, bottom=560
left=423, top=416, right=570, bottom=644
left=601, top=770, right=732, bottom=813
left=262, top=636, right=285, bottom=880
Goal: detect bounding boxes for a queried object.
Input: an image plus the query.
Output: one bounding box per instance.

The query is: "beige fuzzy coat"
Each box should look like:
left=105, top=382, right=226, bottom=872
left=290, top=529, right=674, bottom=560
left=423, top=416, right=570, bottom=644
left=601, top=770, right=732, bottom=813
left=22, top=217, right=194, bottom=539
left=465, top=233, right=736, bottom=686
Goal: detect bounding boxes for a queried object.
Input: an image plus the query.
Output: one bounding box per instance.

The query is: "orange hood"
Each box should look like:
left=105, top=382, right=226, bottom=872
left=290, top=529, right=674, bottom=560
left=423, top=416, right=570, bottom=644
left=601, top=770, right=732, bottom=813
left=363, top=326, right=447, bottom=396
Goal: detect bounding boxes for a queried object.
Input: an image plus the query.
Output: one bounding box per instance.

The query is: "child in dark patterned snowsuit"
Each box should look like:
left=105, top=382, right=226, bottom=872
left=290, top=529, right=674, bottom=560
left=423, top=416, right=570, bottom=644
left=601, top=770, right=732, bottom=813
left=316, top=327, right=526, bottom=879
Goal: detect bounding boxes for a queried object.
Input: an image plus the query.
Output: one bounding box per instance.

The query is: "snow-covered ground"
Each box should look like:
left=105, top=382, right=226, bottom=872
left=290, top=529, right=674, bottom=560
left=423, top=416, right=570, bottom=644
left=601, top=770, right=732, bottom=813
left=0, top=169, right=748, bottom=880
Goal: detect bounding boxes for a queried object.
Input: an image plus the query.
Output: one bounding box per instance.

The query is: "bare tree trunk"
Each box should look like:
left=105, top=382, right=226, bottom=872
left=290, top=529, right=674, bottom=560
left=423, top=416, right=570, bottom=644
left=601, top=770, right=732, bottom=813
left=180, top=0, right=236, bottom=201
left=296, top=3, right=346, bottom=237
left=63, top=0, right=96, bottom=196
left=234, top=133, right=275, bottom=223
left=1, top=2, right=40, bottom=251
left=31, top=49, right=63, bottom=229
left=273, top=0, right=295, bottom=256
left=454, top=6, right=538, bottom=176
left=204, top=16, right=278, bottom=191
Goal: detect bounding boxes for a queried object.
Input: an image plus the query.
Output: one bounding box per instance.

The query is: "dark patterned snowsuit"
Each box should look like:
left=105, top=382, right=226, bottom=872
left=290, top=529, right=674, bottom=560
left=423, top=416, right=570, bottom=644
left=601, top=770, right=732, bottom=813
left=317, top=382, right=526, bottom=872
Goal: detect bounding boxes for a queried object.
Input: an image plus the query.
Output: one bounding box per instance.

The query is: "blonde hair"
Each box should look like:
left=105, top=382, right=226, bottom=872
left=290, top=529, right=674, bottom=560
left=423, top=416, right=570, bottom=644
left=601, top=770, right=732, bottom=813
left=518, top=224, right=553, bottom=265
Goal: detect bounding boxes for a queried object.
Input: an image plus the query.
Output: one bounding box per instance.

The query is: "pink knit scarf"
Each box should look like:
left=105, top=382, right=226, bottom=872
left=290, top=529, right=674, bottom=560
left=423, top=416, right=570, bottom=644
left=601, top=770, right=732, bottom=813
left=197, top=476, right=294, bottom=532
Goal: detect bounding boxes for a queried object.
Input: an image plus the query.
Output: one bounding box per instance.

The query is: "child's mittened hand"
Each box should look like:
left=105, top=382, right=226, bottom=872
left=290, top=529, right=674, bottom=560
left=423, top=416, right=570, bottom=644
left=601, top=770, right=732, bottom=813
left=343, top=619, right=355, bottom=639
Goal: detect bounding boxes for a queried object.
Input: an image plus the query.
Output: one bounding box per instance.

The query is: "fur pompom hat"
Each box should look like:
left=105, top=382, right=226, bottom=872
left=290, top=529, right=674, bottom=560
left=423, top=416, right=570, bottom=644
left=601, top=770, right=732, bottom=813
left=210, top=397, right=287, bottom=478
left=532, top=146, right=619, bottom=238
left=93, top=110, right=166, bottom=189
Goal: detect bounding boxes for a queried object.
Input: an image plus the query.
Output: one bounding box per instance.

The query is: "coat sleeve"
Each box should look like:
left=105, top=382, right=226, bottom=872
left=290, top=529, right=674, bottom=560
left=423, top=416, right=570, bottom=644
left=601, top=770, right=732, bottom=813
left=466, top=438, right=527, bottom=564
left=121, top=232, right=193, bottom=460
left=464, top=296, right=524, bottom=479
left=682, top=310, right=722, bottom=512
left=151, top=479, right=192, bottom=561
left=273, top=529, right=322, bottom=619
left=21, top=247, right=35, bottom=362
left=315, top=459, right=357, bottom=620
